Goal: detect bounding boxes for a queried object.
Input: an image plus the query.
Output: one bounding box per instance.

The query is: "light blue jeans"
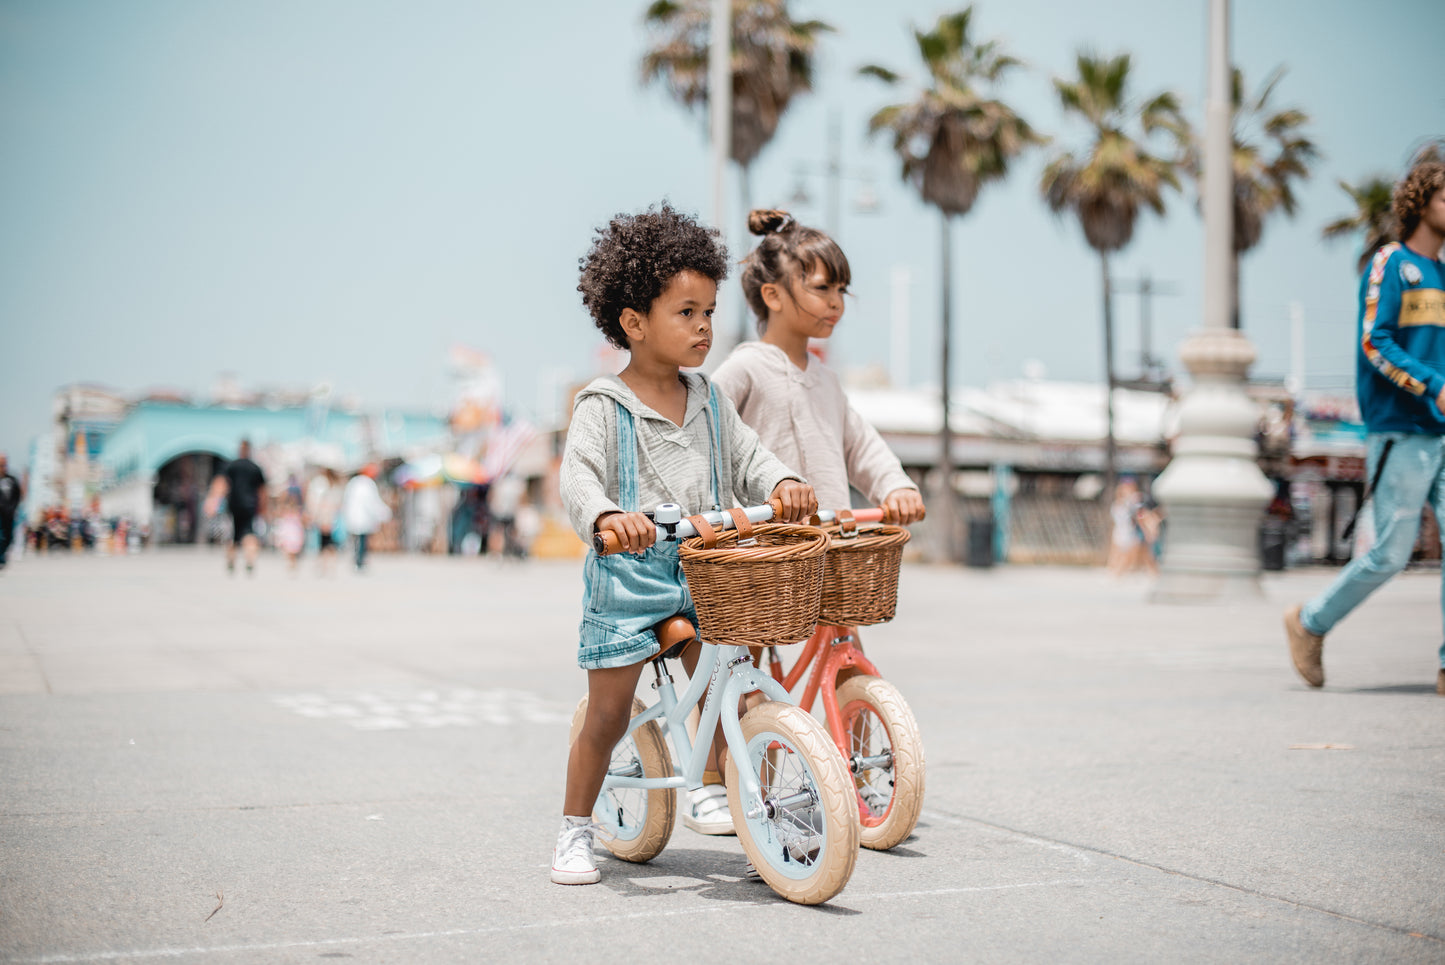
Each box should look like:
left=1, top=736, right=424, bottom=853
left=1300, top=432, right=1445, bottom=667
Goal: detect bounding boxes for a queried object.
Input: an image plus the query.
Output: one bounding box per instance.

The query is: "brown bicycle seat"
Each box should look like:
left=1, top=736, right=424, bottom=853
left=654, top=615, right=697, bottom=660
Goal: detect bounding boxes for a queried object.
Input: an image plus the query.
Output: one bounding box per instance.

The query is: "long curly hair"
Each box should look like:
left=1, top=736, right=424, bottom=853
left=739, top=209, right=851, bottom=334
left=577, top=202, right=729, bottom=349
left=1393, top=161, right=1445, bottom=241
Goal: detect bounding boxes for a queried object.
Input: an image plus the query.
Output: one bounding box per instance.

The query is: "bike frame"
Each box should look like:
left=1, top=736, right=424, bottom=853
left=766, top=624, right=882, bottom=756
left=601, top=641, right=793, bottom=817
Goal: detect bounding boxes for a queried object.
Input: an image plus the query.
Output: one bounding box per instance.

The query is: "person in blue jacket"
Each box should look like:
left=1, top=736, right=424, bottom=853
left=1286, top=155, right=1445, bottom=694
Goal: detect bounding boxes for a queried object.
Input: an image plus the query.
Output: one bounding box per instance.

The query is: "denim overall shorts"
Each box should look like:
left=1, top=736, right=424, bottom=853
left=576, top=389, right=724, bottom=670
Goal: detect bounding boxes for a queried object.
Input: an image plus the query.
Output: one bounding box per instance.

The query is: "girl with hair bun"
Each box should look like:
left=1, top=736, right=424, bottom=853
left=713, top=209, right=924, bottom=686
left=715, top=209, right=923, bottom=525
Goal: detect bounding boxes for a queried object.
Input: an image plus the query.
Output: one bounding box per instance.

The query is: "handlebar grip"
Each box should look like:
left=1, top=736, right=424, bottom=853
left=594, top=531, right=622, bottom=555
left=768, top=498, right=783, bottom=520
left=867, top=506, right=928, bottom=523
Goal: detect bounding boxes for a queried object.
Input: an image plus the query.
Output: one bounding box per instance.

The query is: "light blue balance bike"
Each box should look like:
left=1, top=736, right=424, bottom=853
left=572, top=501, right=860, bottom=905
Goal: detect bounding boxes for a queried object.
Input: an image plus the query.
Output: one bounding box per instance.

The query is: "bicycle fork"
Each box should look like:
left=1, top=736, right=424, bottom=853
left=813, top=632, right=894, bottom=780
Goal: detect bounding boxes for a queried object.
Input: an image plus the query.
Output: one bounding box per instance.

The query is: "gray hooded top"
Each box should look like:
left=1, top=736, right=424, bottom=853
left=559, top=373, right=802, bottom=542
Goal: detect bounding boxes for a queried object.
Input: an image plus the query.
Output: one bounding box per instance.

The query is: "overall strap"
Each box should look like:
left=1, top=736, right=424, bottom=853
left=614, top=400, right=639, bottom=512
left=706, top=382, right=723, bottom=512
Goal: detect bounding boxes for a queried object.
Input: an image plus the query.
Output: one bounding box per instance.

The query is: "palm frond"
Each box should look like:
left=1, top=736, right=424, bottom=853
left=1223, top=65, right=1318, bottom=254
left=639, top=0, right=834, bottom=169
left=859, top=64, right=901, bottom=84
left=1042, top=49, right=1186, bottom=254
left=863, top=6, right=1038, bottom=220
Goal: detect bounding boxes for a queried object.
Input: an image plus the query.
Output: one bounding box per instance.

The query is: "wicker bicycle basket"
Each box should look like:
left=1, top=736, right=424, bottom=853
left=678, top=517, right=828, bottom=648
left=817, top=520, right=910, bottom=627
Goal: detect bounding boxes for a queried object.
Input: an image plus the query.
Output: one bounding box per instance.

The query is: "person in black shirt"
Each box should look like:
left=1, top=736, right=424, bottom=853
left=0, top=453, right=22, bottom=568
left=206, top=439, right=268, bottom=575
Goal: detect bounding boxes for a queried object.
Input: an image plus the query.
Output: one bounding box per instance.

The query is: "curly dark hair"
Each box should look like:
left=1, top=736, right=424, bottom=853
left=577, top=202, right=729, bottom=349
left=1394, top=160, right=1445, bottom=240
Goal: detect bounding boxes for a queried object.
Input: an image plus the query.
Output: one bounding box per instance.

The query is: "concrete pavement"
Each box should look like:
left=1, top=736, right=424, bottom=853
left=0, top=547, right=1441, bottom=963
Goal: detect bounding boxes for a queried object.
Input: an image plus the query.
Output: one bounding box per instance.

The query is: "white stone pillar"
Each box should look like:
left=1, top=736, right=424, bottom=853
left=1151, top=0, right=1272, bottom=601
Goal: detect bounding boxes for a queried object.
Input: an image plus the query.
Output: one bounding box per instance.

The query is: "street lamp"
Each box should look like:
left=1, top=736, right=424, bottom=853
left=1150, top=0, right=1273, bottom=601
left=786, top=111, right=880, bottom=240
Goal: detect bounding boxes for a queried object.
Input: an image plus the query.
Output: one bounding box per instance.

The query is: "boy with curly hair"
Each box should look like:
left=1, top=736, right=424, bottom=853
left=1286, top=156, right=1445, bottom=694
left=552, top=202, right=817, bottom=884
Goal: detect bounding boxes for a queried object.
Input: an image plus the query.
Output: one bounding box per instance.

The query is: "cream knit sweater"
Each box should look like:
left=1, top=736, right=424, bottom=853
left=712, top=342, right=917, bottom=512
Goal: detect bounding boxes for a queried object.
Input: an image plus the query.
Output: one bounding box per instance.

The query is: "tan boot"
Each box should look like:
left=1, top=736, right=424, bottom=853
left=1284, top=604, right=1324, bottom=688
left=1437, top=668, right=1444, bottom=697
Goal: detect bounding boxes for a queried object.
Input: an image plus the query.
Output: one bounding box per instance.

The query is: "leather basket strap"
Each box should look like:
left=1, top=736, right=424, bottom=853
left=835, top=509, right=857, bottom=538
left=688, top=514, right=719, bottom=549
left=726, top=507, right=755, bottom=546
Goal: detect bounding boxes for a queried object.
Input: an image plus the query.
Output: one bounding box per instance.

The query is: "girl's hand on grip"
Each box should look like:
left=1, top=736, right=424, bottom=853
left=882, top=487, right=926, bottom=526
left=769, top=480, right=817, bottom=523
left=596, top=511, right=656, bottom=555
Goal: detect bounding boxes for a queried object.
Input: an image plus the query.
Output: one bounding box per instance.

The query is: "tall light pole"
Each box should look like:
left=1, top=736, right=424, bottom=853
left=787, top=111, right=880, bottom=242
left=708, top=0, right=731, bottom=240
left=1151, top=0, right=1273, bottom=601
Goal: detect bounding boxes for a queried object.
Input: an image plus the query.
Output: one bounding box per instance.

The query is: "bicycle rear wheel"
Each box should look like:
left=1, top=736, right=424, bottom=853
left=568, top=696, right=676, bottom=863
left=836, top=675, right=925, bottom=851
left=725, top=701, right=858, bottom=904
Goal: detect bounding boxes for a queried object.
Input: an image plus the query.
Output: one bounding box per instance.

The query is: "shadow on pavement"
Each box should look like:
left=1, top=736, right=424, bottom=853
left=595, top=847, right=863, bottom=913
left=1344, top=683, right=1437, bottom=695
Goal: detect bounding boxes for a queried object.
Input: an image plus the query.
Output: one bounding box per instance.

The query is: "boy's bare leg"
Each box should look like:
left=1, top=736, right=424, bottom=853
left=563, top=662, right=648, bottom=816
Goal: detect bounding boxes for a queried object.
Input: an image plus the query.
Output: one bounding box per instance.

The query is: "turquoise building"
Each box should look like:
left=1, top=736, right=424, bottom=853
left=98, top=399, right=447, bottom=542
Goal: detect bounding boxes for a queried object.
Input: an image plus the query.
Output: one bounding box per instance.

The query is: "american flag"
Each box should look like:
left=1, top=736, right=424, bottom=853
left=480, top=417, right=537, bottom=482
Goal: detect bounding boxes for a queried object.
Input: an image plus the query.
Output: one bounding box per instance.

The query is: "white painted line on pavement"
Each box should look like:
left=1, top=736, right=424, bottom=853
left=13, top=878, right=1104, bottom=963
left=921, top=809, right=1095, bottom=867
left=270, top=687, right=571, bottom=730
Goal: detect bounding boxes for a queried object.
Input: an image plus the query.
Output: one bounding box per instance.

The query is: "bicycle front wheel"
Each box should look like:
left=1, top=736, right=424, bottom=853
left=725, top=701, right=858, bottom=905
left=837, top=675, right=926, bottom=851
left=569, top=695, right=676, bottom=863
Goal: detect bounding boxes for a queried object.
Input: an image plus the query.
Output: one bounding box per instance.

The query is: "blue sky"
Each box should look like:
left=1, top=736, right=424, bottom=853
left=2, top=0, right=1442, bottom=466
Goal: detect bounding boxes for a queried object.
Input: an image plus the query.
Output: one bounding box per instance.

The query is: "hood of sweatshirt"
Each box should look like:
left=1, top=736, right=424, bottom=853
left=572, top=372, right=713, bottom=426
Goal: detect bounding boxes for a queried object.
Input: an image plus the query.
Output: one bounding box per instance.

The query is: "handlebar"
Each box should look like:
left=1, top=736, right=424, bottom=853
left=592, top=502, right=924, bottom=555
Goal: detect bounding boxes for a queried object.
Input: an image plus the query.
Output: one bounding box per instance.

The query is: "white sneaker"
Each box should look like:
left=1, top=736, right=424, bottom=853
left=859, top=782, right=891, bottom=817
left=550, top=819, right=601, bottom=884
left=683, top=783, right=735, bottom=835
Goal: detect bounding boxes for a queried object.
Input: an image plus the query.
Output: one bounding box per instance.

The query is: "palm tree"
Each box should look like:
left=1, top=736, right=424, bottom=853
left=1207, top=66, right=1318, bottom=328
left=641, top=1, right=832, bottom=340
left=1040, top=53, right=1189, bottom=497
left=1321, top=175, right=1396, bottom=273
left=860, top=7, right=1043, bottom=561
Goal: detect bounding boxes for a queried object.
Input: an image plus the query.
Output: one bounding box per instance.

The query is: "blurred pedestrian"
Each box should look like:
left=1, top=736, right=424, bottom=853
left=275, top=492, right=306, bottom=574
left=206, top=438, right=267, bottom=576
left=1106, top=477, right=1151, bottom=576
left=0, top=453, right=22, bottom=569
left=1285, top=157, right=1445, bottom=694
left=342, top=464, right=391, bottom=572
left=488, top=473, right=526, bottom=557
left=305, top=467, right=344, bottom=576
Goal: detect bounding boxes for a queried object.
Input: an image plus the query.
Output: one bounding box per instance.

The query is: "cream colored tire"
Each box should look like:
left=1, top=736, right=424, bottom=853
left=836, top=675, right=926, bottom=851
left=725, top=701, right=859, bottom=905
left=569, top=696, right=676, bottom=863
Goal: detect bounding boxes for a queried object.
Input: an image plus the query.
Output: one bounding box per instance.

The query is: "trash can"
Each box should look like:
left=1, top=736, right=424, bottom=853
left=1259, top=518, right=1287, bottom=571
left=966, top=516, right=995, bottom=568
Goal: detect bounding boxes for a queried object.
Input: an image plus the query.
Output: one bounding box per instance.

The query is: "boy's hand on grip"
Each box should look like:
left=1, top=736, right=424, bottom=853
left=595, top=511, right=656, bottom=555
left=769, top=480, right=817, bottom=523
left=882, top=487, right=926, bottom=526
